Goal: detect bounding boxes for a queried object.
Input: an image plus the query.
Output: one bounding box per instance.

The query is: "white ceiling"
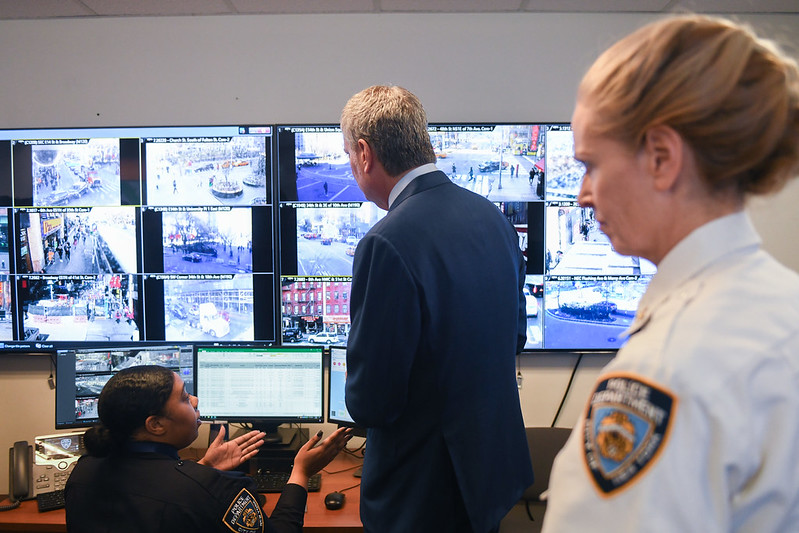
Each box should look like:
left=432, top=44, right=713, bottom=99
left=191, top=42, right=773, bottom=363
left=0, top=0, right=797, bottom=19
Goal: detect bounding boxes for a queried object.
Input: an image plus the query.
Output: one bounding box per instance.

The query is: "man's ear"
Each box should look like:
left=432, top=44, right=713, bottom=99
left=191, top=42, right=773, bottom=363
left=642, top=125, right=683, bottom=192
left=357, top=138, right=373, bottom=173
left=144, top=414, right=168, bottom=436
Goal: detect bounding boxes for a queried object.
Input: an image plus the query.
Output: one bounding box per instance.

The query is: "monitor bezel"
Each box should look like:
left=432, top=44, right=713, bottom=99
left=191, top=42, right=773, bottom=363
left=54, top=342, right=196, bottom=429
left=0, top=124, right=278, bottom=353
left=193, top=343, right=325, bottom=428
left=326, top=345, right=367, bottom=437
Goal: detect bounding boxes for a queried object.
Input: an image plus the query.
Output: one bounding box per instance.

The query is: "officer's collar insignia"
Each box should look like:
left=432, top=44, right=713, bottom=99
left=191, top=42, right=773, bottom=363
left=583, top=373, right=676, bottom=496
left=223, top=488, right=264, bottom=533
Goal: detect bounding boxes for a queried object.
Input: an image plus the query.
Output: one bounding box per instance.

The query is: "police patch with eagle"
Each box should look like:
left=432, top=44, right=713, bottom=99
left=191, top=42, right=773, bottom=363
left=583, top=374, right=676, bottom=495
left=223, top=488, right=264, bottom=533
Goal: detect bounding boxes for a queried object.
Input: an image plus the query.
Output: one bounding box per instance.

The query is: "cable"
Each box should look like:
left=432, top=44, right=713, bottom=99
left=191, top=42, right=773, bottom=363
left=0, top=498, right=21, bottom=512
left=525, top=499, right=535, bottom=522
left=322, top=463, right=363, bottom=476
left=344, top=441, right=366, bottom=455
left=550, top=352, right=583, bottom=427
left=337, top=482, right=361, bottom=493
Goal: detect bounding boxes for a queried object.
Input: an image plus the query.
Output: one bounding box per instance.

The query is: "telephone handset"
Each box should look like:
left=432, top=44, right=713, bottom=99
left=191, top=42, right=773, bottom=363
left=2, top=441, right=33, bottom=511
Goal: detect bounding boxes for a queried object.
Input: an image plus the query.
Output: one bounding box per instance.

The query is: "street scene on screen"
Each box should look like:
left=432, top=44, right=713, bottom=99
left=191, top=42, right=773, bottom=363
left=162, top=208, right=253, bottom=274
left=145, top=136, right=268, bottom=206
left=291, top=131, right=367, bottom=202
left=163, top=275, right=253, bottom=342
left=431, top=124, right=547, bottom=203
left=19, top=207, right=137, bottom=275
left=294, top=203, right=384, bottom=276
left=280, top=278, right=351, bottom=346
left=32, top=139, right=121, bottom=208
left=21, top=274, right=139, bottom=342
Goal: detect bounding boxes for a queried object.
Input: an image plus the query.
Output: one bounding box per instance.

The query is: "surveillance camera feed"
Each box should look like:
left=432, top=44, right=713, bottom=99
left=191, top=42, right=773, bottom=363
left=276, top=126, right=384, bottom=348
left=0, top=122, right=653, bottom=354
left=54, top=343, right=195, bottom=428
left=276, top=123, right=654, bottom=351
left=143, top=135, right=269, bottom=206
left=31, top=139, right=121, bottom=208
left=428, top=123, right=656, bottom=349
left=0, top=125, right=277, bottom=351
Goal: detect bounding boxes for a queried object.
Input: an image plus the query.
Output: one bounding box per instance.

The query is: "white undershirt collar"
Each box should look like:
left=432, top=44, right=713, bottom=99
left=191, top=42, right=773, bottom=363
left=388, top=163, right=439, bottom=208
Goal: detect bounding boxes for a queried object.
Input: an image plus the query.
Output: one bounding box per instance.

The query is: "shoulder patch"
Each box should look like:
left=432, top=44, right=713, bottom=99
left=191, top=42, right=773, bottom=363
left=583, top=373, right=676, bottom=496
left=223, top=488, right=264, bottom=533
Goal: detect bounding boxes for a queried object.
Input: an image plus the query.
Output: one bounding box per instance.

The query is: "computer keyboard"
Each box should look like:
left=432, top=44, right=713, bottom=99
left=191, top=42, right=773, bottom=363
left=37, top=489, right=66, bottom=512
left=252, top=471, right=321, bottom=493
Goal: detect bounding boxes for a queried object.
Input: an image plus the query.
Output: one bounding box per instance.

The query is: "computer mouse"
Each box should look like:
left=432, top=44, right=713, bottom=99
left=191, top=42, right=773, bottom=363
left=324, top=491, right=345, bottom=510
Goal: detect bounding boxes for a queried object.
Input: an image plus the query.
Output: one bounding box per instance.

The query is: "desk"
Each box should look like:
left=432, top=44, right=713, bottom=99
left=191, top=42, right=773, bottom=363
left=0, top=451, right=363, bottom=533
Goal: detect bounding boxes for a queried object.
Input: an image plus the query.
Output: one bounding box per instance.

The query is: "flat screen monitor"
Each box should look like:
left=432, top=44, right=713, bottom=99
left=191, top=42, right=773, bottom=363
left=54, top=343, right=194, bottom=428
left=0, top=125, right=277, bottom=353
left=275, top=123, right=655, bottom=352
left=194, top=345, right=324, bottom=441
left=327, top=346, right=366, bottom=437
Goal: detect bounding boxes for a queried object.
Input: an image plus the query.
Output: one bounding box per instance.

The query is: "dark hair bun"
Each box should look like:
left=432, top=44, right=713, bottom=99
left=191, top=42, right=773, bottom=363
left=83, top=424, right=118, bottom=457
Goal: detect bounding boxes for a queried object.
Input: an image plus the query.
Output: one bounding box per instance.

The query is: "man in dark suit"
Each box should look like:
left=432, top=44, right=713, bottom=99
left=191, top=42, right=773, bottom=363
left=341, top=85, right=533, bottom=533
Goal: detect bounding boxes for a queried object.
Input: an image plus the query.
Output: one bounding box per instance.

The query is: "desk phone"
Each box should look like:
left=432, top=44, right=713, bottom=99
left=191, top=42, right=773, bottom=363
left=32, top=431, right=86, bottom=496
left=7, top=431, right=86, bottom=512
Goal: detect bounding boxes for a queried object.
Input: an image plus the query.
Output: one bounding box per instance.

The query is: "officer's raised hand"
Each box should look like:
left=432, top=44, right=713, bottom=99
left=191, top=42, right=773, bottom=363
left=199, top=426, right=266, bottom=470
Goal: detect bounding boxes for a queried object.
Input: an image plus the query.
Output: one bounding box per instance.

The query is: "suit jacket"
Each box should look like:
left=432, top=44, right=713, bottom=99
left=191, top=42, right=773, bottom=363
left=346, top=170, right=533, bottom=532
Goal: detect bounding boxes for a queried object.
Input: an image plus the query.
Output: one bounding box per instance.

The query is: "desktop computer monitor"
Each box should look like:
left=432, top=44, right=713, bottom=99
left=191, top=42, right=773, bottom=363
left=327, top=346, right=366, bottom=437
left=194, top=345, right=324, bottom=444
left=54, top=343, right=195, bottom=428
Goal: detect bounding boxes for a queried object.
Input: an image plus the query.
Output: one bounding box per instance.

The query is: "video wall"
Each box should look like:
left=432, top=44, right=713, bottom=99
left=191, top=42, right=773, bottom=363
left=0, top=126, right=275, bottom=350
left=0, top=123, right=653, bottom=353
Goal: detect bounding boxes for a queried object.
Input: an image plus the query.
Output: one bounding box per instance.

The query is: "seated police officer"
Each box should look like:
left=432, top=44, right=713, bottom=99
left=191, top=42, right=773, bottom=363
left=65, top=365, right=351, bottom=533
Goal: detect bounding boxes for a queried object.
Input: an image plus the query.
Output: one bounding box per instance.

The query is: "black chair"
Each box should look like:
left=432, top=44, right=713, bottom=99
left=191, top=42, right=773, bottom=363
left=520, top=427, right=572, bottom=529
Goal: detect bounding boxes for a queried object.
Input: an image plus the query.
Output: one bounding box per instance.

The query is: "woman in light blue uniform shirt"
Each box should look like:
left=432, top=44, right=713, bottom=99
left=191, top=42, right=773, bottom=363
left=543, top=14, right=799, bottom=533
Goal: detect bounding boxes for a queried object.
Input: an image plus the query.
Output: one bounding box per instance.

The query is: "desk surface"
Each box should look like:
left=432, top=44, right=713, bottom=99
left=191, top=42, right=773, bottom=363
left=0, top=450, right=364, bottom=533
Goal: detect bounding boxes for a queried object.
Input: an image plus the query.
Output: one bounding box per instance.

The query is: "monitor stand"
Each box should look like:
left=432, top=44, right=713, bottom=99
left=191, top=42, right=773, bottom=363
left=336, top=424, right=366, bottom=478
left=250, top=424, right=298, bottom=447
left=239, top=426, right=308, bottom=474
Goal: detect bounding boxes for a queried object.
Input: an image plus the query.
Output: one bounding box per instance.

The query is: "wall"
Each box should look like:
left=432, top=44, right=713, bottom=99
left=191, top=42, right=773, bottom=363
left=1, top=12, right=798, bottom=491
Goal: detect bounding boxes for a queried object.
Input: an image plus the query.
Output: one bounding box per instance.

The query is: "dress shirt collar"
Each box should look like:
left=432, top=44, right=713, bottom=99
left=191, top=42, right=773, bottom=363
left=388, top=163, right=439, bottom=208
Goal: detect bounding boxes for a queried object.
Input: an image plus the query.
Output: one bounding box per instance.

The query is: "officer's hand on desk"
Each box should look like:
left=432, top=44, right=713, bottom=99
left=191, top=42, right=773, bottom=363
left=198, top=426, right=266, bottom=471
left=288, top=427, right=354, bottom=489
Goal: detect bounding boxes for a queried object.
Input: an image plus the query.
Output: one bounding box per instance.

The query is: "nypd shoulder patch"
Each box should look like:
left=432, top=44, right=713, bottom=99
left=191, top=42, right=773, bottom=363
left=583, top=373, right=676, bottom=496
left=223, top=488, right=264, bottom=533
